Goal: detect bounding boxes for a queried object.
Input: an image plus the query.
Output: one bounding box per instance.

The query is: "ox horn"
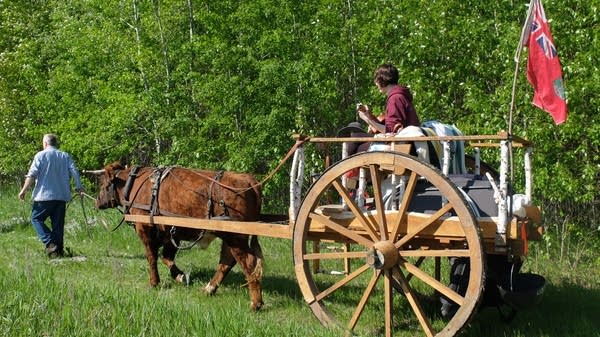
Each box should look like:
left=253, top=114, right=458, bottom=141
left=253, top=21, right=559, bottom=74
left=82, top=169, right=106, bottom=175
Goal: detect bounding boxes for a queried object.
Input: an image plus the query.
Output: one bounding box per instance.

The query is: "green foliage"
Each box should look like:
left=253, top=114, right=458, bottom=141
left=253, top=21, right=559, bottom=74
left=0, top=0, right=599, bottom=226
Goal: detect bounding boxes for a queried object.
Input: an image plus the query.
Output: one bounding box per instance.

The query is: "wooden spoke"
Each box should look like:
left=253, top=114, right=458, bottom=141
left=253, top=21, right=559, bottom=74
left=394, top=202, right=454, bottom=248
left=392, top=267, right=435, bottom=337
left=390, top=170, right=418, bottom=241
left=332, top=179, right=380, bottom=241
left=369, top=164, right=388, bottom=240
left=347, top=270, right=382, bottom=331
left=401, top=260, right=465, bottom=306
left=384, top=270, right=393, bottom=337
left=315, top=264, right=371, bottom=301
left=303, top=250, right=367, bottom=260
left=308, top=212, right=373, bottom=247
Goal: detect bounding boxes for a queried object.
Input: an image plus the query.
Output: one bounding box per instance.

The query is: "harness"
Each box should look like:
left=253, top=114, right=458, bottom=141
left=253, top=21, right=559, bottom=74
left=115, top=166, right=235, bottom=250
left=207, top=170, right=229, bottom=219
left=122, top=166, right=140, bottom=214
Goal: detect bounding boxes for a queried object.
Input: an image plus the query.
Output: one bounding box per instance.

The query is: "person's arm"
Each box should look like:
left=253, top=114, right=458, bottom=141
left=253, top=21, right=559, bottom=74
left=68, top=157, right=84, bottom=195
left=18, top=176, right=35, bottom=200
left=357, top=104, right=386, bottom=134
left=364, top=118, right=386, bottom=134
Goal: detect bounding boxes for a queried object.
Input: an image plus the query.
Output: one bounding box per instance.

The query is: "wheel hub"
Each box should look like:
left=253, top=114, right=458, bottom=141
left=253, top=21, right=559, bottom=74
left=366, top=240, right=399, bottom=270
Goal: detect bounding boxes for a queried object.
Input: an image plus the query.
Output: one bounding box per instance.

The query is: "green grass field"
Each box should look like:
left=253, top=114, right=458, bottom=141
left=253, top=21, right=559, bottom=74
left=1, top=184, right=598, bottom=337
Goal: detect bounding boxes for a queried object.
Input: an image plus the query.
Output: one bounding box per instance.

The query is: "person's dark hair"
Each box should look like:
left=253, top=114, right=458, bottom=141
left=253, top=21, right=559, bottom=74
left=373, top=64, right=399, bottom=87
left=43, top=134, right=59, bottom=147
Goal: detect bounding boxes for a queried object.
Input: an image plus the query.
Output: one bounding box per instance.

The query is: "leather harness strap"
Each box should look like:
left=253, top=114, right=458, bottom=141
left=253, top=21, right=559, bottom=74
left=207, top=170, right=228, bottom=219
left=119, top=166, right=207, bottom=249
left=122, top=166, right=140, bottom=214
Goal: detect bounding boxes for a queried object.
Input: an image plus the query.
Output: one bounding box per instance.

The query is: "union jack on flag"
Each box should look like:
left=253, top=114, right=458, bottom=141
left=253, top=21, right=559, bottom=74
left=530, top=7, right=557, bottom=60
left=536, top=33, right=557, bottom=59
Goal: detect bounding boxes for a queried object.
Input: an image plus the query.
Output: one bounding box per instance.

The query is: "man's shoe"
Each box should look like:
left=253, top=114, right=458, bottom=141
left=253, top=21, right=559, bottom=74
left=45, top=243, right=59, bottom=258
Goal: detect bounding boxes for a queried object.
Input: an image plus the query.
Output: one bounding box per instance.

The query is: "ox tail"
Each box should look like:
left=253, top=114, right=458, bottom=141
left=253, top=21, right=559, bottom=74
left=249, top=235, right=264, bottom=282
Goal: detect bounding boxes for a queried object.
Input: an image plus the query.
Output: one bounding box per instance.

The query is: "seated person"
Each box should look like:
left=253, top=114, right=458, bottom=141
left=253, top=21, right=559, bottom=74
left=346, top=63, right=421, bottom=155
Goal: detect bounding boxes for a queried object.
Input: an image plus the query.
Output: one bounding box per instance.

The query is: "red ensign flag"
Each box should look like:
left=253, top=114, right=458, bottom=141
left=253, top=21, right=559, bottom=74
left=525, top=0, right=568, bottom=125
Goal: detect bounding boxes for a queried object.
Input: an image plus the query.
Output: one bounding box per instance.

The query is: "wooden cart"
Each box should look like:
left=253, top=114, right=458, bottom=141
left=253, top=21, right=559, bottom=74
left=124, top=132, right=542, bottom=337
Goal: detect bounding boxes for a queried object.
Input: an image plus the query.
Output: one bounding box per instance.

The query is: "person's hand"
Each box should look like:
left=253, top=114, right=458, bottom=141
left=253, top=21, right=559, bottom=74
left=76, top=187, right=85, bottom=197
left=356, top=103, right=370, bottom=113
left=18, top=190, right=26, bottom=201
left=357, top=103, right=373, bottom=122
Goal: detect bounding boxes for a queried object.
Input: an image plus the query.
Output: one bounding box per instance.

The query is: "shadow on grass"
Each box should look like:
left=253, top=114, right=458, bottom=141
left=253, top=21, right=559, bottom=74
left=185, top=267, right=599, bottom=337
left=464, top=282, right=600, bottom=337
left=186, top=266, right=303, bottom=299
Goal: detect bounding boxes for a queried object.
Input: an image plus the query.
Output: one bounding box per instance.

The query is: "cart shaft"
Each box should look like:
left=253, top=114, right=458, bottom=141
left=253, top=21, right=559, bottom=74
left=124, top=214, right=292, bottom=239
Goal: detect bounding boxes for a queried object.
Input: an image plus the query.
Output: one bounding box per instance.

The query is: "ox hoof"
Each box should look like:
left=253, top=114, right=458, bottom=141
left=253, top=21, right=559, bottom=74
left=251, top=301, right=264, bottom=311
left=175, top=273, right=191, bottom=286
left=204, top=283, right=217, bottom=295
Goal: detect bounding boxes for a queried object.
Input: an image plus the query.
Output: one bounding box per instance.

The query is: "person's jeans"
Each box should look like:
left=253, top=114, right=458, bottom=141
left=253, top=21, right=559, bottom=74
left=31, top=200, right=67, bottom=250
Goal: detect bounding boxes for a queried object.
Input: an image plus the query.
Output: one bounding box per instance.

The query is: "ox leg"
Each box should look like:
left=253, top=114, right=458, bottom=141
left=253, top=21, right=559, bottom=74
left=205, top=241, right=236, bottom=295
left=136, top=224, right=161, bottom=287
left=161, top=240, right=186, bottom=284
left=224, top=235, right=264, bottom=311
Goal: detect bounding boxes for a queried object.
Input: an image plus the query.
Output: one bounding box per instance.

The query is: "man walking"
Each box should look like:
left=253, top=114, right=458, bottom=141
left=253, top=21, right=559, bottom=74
left=18, top=134, right=84, bottom=258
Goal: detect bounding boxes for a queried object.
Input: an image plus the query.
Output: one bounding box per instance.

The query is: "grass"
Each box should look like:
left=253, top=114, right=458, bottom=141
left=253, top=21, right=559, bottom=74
left=0, top=184, right=598, bottom=337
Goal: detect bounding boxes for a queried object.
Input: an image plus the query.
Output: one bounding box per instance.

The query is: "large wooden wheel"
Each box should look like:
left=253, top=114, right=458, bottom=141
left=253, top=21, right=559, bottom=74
left=292, top=151, right=484, bottom=337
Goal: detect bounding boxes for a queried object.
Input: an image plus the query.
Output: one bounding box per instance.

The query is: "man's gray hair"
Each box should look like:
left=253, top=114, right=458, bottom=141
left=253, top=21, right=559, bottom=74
left=43, top=134, right=59, bottom=147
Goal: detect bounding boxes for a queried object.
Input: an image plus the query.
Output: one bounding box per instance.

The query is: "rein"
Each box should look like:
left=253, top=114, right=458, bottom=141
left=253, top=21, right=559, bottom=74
left=93, top=139, right=306, bottom=235
left=66, top=193, right=91, bottom=238
left=185, top=138, right=306, bottom=194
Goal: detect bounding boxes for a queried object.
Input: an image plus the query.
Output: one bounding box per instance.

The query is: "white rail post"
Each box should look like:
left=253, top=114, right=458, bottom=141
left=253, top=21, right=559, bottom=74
left=495, top=140, right=510, bottom=251
left=524, top=147, right=533, bottom=202
left=357, top=167, right=366, bottom=209
left=341, top=142, right=349, bottom=209
left=473, top=147, right=481, bottom=176
left=288, top=145, right=305, bottom=223
left=388, top=142, right=401, bottom=211
left=442, top=141, right=451, bottom=176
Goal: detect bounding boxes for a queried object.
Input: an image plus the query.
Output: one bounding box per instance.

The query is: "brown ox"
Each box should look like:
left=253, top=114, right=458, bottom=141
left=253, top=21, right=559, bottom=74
left=91, top=162, right=264, bottom=310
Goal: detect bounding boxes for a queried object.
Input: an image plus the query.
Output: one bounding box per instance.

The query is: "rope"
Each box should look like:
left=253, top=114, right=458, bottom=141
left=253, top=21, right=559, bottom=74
left=81, top=192, right=97, bottom=201
left=85, top=139, right=307, bottom=232
left=66, top=194, right=91, bottom=238
left=82, top=191, right=125, bottom=231
left=171, top=138, right=306, bottom=195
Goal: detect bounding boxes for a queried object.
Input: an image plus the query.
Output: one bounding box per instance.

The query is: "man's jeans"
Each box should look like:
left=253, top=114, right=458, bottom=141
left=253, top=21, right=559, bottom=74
left=31, top=200, right=66, bottom=250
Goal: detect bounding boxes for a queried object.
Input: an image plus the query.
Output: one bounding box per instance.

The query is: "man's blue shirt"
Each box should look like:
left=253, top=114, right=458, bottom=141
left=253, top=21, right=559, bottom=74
left=26, top=146, right=82, bottom=202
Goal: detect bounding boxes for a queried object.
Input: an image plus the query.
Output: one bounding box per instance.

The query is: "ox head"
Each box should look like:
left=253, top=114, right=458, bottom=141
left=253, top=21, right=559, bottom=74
left=84, top=162, right=127, bottom=209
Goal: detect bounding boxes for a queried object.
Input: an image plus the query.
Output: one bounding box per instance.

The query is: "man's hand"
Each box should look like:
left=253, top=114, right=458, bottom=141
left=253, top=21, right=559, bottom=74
left=18, top=176, right=34, bottom=201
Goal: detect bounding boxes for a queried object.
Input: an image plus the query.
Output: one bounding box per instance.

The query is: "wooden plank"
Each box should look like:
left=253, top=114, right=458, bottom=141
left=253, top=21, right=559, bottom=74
left=293, top=131, right=532, bottom=147
left=123, top=214, right=292, bottom=239
left=305, top=135, right=510, bottom=144
left=308, top=211, right=519, bottom=240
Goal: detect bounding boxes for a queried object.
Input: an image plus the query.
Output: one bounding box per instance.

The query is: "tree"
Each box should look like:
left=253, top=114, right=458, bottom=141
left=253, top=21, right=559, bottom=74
left=0, top=0, right=598, bottom=226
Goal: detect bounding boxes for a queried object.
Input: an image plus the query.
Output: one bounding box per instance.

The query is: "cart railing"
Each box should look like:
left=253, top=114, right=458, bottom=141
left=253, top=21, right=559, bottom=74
left=289, top=131, right=535, bottom=251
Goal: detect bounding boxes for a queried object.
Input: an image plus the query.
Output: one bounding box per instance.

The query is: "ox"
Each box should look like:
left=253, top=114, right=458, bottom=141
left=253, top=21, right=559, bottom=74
left=89, top=162, right=264, bottom=310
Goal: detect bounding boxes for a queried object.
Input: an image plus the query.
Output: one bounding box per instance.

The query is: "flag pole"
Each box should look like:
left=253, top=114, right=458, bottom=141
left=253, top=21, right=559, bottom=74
left=509, top=0, right=535, bottom=135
